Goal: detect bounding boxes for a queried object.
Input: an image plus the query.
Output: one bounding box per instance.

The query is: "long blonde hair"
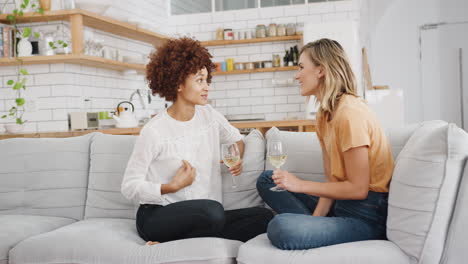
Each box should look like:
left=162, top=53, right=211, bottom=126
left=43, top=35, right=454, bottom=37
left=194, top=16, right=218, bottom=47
left=300, top=38, right=358, bottom=118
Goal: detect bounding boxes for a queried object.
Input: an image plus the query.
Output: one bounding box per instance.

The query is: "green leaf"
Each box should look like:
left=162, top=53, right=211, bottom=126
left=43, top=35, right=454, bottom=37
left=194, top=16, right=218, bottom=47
left=7, top=80, right=14, bottom=85
left=49, top=41, right=55, bottom=48
left=1, top=115, right=7, bottom=119
left=16, top=98, right=25, bottom=106
left=16, top=118, right=23, bottom=125
left=63, top=43, right=68, bottom=47
left=38, top=8, right=44, bottom=14
left=24, top=0, right=30, bottom=7
left=31, top=4, right=36, bottom=8
left=19, top=10, right=24, bottom=16
left=13, top=82, right=22, bottom=90
left=34, top=32, right=40, bottom=38
left=9, top=113, right=15, bottom=116
left=20, top=4, right=26, bottom=9
left=22, top=85, right=27, bottom=90
left=20, top=69, right=28, bottom=75
left=22, top=27, right=31, bottom=38
left=6, top=15, right=15, bottom=22
left=13, top=9, right=18, bottom=15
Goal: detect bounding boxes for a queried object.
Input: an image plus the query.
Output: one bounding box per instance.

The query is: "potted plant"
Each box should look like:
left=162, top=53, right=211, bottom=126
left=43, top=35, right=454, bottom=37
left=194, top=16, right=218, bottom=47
left=1, top=0, right=44, bottom=133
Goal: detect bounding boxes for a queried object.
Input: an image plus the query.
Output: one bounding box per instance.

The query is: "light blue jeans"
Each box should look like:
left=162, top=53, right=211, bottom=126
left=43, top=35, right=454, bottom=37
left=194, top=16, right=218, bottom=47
left=257, top=170, right=388, bottom=250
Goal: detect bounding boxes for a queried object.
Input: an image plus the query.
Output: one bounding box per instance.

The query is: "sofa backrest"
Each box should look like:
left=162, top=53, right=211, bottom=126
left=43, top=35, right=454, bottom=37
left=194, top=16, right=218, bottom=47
left=85, top=129, right=266, bottom=219
left=441, top=161, right=468, bottom=264
left=386, top=121, right=468, bottom=264
left=0, top=133, right=95, bottom=220
left=84, top=133, right=138, bottom=219
left=263, top=124, right=419, bottom=183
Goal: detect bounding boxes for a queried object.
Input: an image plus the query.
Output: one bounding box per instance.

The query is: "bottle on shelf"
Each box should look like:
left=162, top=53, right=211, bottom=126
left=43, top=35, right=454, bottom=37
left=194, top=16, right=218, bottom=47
left=288, top=47, right=294, bottom=66
left=293, top=45, right=299, bottom=66
left=284, top=50, right=289, bottom=67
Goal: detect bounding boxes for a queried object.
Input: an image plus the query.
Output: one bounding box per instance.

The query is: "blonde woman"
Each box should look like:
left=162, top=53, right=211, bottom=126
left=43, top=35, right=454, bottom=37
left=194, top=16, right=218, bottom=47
left=256, top=38, right=394, bottom=250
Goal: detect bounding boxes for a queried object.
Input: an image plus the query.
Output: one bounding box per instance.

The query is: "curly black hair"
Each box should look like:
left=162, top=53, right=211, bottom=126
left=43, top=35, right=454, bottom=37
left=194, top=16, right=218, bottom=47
left=146, top=37, right=216, bottom=102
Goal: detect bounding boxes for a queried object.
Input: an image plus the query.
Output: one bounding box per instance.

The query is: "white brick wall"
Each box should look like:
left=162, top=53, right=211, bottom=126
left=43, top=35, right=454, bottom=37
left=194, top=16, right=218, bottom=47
left=0, top=0, right=358, bottom=133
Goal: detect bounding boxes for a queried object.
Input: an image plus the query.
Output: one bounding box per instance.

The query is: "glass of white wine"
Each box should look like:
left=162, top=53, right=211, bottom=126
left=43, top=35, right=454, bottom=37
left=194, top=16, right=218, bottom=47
left=268, top=140, right=288, bottom=192
left=221, top=143, right=241, bottom=189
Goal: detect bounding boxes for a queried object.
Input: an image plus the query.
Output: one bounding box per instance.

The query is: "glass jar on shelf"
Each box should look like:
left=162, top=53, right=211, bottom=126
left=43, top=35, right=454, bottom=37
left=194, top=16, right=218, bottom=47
left=277, top=24, right=286, bottom=37
left=286, top=23, right=296, bottom=36
left=267, top=24, right=277, bottom=37
left=255, top=25, right=266, bottom=38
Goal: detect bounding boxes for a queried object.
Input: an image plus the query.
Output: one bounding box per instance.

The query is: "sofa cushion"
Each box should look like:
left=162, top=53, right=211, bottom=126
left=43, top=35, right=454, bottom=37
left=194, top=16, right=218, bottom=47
left=222, top=129, right=265, bottom=210
left=387, top=121, right=468, bottom=264
left=0, top=133, right=95, bottom=220
left=0, top=215, right=75, bottom=264
left=9, top=218, right=242, bottom=264
left=384, top=123, right=419, bottom=160
left=85, top=133, right=138, bottom=219
left=441, top=161, right=468, bottom=264
left=265, top=127, right=325, bottom=182
left=237, top=234, right=410, bottom=264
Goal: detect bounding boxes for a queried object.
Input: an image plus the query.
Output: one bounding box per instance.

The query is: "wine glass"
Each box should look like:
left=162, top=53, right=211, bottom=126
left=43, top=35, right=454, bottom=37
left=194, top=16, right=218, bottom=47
left=221, top=143, right=240, bottom=189
left=268, top=140, right=288, bottom=192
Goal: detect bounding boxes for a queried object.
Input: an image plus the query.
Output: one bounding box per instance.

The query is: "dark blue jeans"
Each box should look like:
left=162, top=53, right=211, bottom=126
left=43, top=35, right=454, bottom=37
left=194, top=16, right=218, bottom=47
left=257, top=170, right=388, bottom=250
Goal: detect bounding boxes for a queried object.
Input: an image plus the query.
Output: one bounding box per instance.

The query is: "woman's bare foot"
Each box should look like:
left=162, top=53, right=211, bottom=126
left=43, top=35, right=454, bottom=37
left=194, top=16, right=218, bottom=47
left=146, top=241, right=160, bottom=246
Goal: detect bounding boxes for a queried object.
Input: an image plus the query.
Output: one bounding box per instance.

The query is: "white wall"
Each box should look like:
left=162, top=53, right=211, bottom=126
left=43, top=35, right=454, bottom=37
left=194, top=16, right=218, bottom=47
left=166, top=0, right=360, bottom=121
left=361, top=0, right=468, bottom=125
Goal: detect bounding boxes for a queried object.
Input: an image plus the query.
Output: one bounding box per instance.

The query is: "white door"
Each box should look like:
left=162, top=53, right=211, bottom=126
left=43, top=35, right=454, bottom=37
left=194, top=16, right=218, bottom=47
left=420, top=22, right=468, bottom=129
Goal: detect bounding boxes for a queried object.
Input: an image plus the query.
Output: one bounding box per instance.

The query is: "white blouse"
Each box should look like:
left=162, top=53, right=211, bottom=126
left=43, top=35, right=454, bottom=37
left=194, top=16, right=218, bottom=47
left=121, top=104, right=243, bottom=206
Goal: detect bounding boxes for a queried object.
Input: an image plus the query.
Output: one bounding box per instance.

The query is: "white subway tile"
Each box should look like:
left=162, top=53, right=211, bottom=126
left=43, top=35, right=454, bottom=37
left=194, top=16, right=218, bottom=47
left=51, top=85, right=82, bottom=97
left=264, top=96, right=287, bottom=104
left=209, top=90, right=227, bottom=99
left=226, top=89, right=250, bottom=98
left=228, top=106, right=251, bottom=115
left=193, top=32, right=213, bottom=41
left=260, top=44, right=287, bottom=54
left=238, top=80, right=262, bottom=89
left=252, top=105, right=275, bottom=114
left=251, top=88, right=274, bottom=97
left=265, top=113, right=287, bottom=120
left=52, top=109, right=70, bottom=120
left=215, top=98, right=239, bottom=107
left=296, top=14, right=322, bottom=24
left=237, top=46, right=261, bottom=55
left=308, top=2, right=335, bottom=14
left=276, top=104, right=300, bottom=112
left=212, top=75, right=227, bottom=82
left=200, top=23, right=222, bottom=33
left=212, top=11, right=236, bottom=23
left=334, top=0, right=359, bottom=12
left=226, top=74, right=251, bottom=81
left=37, top=120, right=68, bottom=132
left=50, top=63, right=65, bottom=72
left=35, top=73, right=74, bottom=85
left=2, top=66, right=19, bottom=75
left=248, top=54, right=271, bottom=61
left=247, top=19, right=271, bottom=28
left=234, top=8, right=259, bottom=21
left=0, top=88, right=15, bottom=100
left=223, top=21, right=248, bottom=30
left=322, top=12, right=349, bottom=22
left=262, top=79, right=275, bottom=87
left=212, top=47, right=238, bottom=57
left=23, top=110, right=52, bottom=121
left=274, top=87, right=300, bottom=95
left=288, top=95, right=305, bottom=103
left=287, top=111, right=305, bottom=119
left=64, top=64, right=81, bottom=73
left=215, top=107, right=228, bottom=115
left=0, top=100, right=5, bottom=111
left=214, top=81, right=238, bottom=90
left=273, top=16, right=297, bottom=24
left=284, top=5, right=309, bottom=16
left=259, top=7, right=284, bottom=19
left=23, top=64, right=50, bottom=74
left=176, top=24, right=201, bottom=35
left=37, top=97, right=68, bottom=109
left=240, top=97, right=263, bottom=106
left=28, top=86, right=51, bottom=98
left=249, top=72, right=274, bottom=80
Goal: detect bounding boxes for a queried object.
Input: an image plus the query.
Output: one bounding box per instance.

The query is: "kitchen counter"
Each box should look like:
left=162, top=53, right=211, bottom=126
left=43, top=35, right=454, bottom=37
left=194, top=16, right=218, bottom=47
left=0, top=119, right=316, bottom=140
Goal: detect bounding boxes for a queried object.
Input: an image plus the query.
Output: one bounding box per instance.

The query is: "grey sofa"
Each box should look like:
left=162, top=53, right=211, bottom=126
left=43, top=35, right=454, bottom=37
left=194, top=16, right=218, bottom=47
left=1, top=120, right=467, bottom=264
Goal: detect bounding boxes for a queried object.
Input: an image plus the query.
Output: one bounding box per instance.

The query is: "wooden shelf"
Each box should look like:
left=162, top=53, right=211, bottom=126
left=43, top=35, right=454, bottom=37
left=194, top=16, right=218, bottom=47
left=212, top=66, right=298, bottom=75
left=0, top=55, right=145, bottom=73
left=0, top=9, right=170, bottom=46
left=201, top=35, right=302, bottom=46
left=0, top=119, right=316, bottom=140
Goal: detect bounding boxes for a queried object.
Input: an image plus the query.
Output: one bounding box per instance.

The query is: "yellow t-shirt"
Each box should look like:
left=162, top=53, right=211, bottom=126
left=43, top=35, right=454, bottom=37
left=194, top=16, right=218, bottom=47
left=316, top=94, right=394, bottom=193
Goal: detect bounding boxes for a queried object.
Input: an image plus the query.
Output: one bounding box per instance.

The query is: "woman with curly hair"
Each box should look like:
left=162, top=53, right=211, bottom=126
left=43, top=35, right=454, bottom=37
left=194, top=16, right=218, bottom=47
left=121, top=37, right=273, bottom=245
